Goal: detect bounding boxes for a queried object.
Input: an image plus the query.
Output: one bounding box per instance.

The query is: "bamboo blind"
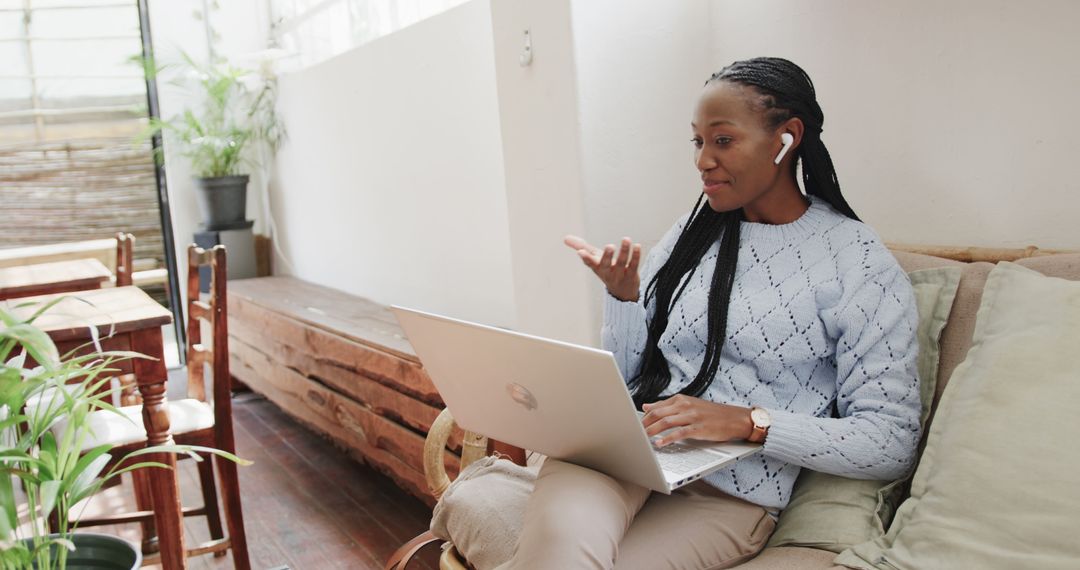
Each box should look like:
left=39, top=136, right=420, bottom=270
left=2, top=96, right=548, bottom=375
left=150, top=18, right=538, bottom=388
left=0, top=137, right=166, bottom=273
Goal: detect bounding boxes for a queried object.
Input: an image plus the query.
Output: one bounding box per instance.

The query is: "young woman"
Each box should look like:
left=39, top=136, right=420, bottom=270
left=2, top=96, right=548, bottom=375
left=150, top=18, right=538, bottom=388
left=496, top=57, right=921, bottom=569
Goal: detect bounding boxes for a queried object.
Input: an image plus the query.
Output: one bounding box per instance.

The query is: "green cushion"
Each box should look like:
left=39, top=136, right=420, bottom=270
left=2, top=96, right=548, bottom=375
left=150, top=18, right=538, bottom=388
left=767, top=267, right=961, bottom=553
left=836, top=262, right=1080, bottom=569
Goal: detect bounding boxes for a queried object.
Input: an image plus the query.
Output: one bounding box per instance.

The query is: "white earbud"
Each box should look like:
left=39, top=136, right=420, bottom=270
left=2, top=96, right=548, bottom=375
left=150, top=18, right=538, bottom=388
left=774, top=132, right=794, bottom=165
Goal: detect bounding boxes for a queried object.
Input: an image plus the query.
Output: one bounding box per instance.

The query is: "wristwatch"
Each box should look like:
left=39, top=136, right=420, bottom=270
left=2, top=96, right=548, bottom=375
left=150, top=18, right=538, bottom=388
left=747, top=407, right=772, bottom=443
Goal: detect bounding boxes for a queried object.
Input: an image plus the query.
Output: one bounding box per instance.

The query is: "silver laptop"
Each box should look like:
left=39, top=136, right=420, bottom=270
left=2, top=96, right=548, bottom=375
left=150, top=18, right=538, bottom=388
left=391, top=305, right=761, bottom=494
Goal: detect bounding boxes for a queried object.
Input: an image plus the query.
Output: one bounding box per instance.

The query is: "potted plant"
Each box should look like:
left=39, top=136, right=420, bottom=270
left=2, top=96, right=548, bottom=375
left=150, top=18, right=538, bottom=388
left=141, top=53, right=283, bottom=230
left=0, top=299, right=249, bottom=569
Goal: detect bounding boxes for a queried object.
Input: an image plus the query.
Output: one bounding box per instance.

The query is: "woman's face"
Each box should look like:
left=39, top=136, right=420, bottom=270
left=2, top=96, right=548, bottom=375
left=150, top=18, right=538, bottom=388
left=691, top=81, right=789, bottom=215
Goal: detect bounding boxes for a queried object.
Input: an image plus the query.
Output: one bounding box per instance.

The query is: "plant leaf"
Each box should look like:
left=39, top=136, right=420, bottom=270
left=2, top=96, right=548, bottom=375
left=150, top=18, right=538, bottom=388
left=0, top=449, right=38, bottom=461
left=123, top=444, right=253, bottom=467
left=67, top=452, right=111, bottom=506
left=0, top=324, right=59, bottom=369
left=0, top=306, right=19, bottom=328
left=0, top=366, right=21, bottom=409
left=64, top=445, right=111, bottom=489
left=4, top=351, right=26, bottom=369
left=95, top=460, right=171, bottom=493
left=39, top=479, right=61, bottom=520
left=0, top=468, right=41, bottom=488
left=51, top=536, right=76, bottom=551
left=38, top=431, right=58, bottom=481
left=24, top=295, right=76, bottom=324
left=0, top=465, right=17, bottom=532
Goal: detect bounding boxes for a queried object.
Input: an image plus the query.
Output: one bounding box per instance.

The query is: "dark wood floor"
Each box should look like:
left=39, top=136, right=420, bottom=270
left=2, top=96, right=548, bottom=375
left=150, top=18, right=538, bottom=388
left=76, top=393, right=443, bottom=569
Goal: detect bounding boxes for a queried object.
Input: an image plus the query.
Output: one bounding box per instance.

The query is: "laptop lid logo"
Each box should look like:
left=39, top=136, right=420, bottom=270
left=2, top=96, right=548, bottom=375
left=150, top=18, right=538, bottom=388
left=506, top=382, right=538, bottom=411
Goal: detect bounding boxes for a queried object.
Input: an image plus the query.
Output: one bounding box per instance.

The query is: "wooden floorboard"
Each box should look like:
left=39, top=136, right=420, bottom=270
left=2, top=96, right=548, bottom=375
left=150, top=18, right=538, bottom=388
left=243, top=401, right=434, bottom=543
left=66, top=393, right=441, bottom=569
left=231, top=402, right=378, bottom=569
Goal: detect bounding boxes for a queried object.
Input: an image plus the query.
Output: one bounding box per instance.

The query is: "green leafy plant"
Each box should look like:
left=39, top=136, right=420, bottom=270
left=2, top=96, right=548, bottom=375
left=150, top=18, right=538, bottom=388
left=138, top=52, right=283, bottom=178
left=0, top=299, right=249, bottom=569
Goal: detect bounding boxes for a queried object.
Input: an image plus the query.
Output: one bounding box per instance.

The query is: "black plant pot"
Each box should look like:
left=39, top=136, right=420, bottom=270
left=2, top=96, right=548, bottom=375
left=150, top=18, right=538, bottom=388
left=23, top=533, right=142, bottom=569
left=194, top=175, right=249, bottom=230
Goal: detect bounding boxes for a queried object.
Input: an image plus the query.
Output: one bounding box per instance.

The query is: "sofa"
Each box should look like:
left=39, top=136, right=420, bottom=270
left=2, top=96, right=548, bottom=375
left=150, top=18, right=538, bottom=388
left=390, top=244, right=1080, bottom=570
left=737, top=245, right=1080, bottom=569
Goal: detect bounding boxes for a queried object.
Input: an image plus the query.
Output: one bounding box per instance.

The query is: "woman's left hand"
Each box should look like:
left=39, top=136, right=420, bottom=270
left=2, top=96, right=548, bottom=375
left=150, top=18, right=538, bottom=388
left=642, top=394, right=754, bottom=447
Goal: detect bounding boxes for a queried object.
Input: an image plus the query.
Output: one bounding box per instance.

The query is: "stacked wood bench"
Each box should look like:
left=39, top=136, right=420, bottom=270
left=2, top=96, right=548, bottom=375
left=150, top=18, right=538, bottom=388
left=227, top=276, right=463, bottom=506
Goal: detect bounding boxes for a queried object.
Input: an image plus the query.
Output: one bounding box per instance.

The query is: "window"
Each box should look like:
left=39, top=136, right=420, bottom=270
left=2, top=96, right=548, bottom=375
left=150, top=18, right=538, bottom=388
left=268, top=0, right=469, bottom=69
left=0, top=0, right=183, bottom=363
left=0, top=0, right=146, bottom=144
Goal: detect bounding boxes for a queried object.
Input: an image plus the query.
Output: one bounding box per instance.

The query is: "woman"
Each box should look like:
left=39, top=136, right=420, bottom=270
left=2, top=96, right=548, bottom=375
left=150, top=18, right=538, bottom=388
left=497, top=57, right=921, bottom=569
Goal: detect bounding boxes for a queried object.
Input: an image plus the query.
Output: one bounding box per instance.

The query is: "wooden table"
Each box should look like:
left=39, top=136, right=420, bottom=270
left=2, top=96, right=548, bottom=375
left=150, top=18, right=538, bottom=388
left=0, top=258, right=112, bottom=300
left=3, top=287, right=187, bottom=569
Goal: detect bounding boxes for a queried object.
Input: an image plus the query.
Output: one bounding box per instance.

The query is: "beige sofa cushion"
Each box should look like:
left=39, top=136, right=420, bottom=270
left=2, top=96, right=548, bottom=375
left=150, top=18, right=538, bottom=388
left=835, top=262, right=1080, bottom=569
left=889, top=251, right=995, bottom=425
left=891, top=251, right=1080, bottom=422
left=735, top=546, right=838, bottom=569
left=430, top=456, right=537, bottom=569
left=1015, top=252, right=1080, bottom=279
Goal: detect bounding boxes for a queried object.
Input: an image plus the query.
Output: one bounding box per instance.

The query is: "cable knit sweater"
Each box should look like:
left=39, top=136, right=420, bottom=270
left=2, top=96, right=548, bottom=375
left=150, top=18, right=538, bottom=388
left=602, top=195, right=922, bottom=511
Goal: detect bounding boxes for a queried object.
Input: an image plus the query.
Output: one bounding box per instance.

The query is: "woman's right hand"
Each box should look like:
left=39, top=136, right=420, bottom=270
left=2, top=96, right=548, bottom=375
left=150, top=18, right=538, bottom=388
left=564, top=235, right=643, bottom=302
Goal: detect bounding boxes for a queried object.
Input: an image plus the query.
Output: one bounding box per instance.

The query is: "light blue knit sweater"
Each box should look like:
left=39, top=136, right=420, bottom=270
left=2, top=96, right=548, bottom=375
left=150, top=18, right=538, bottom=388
left=602, top=195, right=922, bottom=510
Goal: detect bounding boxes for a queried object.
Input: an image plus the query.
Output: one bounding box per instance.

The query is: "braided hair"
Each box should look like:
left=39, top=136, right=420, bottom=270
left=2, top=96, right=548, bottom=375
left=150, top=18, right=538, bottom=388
left=628, top=57, right=860, bottom=409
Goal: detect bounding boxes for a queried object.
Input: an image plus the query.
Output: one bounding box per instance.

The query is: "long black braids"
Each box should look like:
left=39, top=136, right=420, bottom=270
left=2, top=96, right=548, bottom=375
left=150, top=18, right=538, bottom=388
left=628, top=57, right=860, bottom=409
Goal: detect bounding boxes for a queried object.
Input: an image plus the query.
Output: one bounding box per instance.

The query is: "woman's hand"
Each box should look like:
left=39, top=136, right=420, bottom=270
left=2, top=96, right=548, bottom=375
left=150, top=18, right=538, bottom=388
left=641, top=394, right=754, bottom=447
left=563, top=235, right=643, bottom=302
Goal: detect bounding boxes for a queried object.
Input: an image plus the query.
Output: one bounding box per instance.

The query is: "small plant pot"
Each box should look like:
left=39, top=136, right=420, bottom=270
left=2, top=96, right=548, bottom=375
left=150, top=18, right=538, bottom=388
left=23, top=533, right=142, bottom=570
left=194, top=175, right=249, bottom=230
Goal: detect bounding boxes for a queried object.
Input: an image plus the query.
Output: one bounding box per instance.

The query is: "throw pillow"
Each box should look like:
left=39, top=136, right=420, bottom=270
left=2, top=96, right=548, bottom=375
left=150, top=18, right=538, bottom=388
left=836, top=262, right=1080, bottom=569
left=431, top=456, right=538, bottom=569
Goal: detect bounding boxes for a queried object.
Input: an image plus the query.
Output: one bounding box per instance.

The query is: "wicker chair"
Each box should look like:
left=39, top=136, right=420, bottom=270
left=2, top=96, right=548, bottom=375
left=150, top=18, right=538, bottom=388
left=385, top=408, right=525, bottom=570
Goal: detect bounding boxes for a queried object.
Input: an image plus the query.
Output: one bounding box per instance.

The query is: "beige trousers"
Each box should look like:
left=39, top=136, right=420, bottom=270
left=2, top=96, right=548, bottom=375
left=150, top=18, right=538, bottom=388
left=495, top=459, right=776, bottom=570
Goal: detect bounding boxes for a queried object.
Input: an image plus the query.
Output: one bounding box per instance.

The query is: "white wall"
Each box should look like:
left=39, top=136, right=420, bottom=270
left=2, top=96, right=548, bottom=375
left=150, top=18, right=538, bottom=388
left=256, top=0, right=1080, bottom=350
left=270, top=0, right=518, bottom=327
left=710, top=0, right=1080, bottom=249
left=488, top=0, right=595, bottom=345
left=572, top=1, right=713, bottom=247
left=570, top=0, right=714, bottom=342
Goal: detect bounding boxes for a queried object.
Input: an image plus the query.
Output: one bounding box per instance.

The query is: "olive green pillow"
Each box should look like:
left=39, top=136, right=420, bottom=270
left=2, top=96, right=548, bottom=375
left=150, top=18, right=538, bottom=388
left=766, top=267, right=961, bottom=553
left=836, top=262, right=1080, bottom=569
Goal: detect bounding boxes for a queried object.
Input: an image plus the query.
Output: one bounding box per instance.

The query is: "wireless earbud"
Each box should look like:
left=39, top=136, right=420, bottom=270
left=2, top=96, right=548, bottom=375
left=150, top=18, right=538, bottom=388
left=774, top=132, right=794, bottom=165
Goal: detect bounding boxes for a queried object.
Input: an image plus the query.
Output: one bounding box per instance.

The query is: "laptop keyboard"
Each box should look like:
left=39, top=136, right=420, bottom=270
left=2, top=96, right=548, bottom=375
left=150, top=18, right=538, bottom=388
left=653, top=442, right=728, bottom=475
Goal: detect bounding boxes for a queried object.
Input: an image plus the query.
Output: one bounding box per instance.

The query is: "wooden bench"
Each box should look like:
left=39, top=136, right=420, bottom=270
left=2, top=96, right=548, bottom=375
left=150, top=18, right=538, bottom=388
left=226, top=276, right=464, bottom=506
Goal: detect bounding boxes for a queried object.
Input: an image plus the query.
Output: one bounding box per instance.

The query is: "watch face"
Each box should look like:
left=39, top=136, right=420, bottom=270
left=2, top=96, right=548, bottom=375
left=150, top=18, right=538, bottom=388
left=751, top=408, right=771, bottom=427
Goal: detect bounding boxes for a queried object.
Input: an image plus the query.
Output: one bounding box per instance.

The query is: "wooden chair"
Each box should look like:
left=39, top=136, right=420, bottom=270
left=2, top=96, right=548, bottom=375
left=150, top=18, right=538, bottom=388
left=113, top=232, right=140, bottom=406
left=59, top=244, right=251, bottom=568
left=385, top=409, right=526, bottom=570
left=114, top=232, right=134, bottom=287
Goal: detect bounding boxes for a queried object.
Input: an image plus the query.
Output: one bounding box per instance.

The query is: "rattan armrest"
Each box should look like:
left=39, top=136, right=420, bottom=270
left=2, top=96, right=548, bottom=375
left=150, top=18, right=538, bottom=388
left=423, top=408, right=488, bottom=500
